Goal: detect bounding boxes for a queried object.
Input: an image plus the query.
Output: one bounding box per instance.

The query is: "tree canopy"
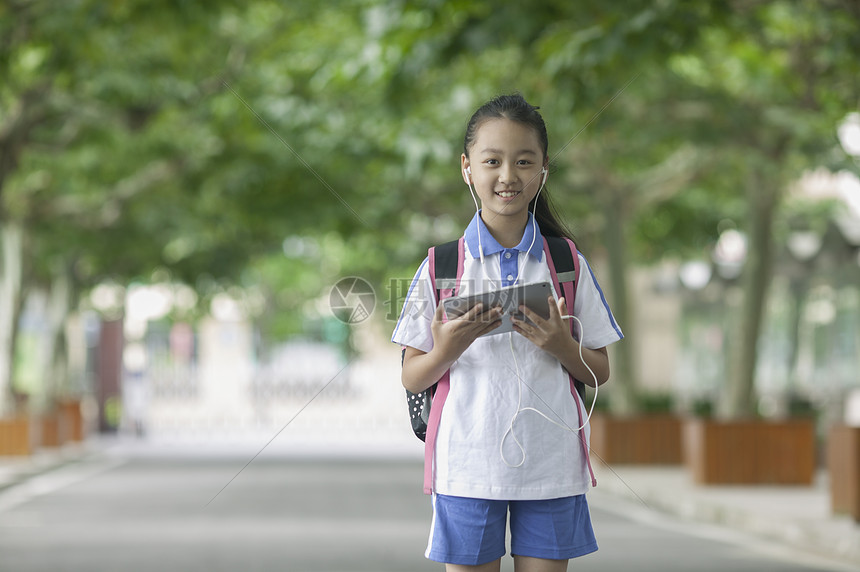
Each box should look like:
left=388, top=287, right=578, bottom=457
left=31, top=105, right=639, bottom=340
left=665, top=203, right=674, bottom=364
left=1, top=0, right=858, bottom=417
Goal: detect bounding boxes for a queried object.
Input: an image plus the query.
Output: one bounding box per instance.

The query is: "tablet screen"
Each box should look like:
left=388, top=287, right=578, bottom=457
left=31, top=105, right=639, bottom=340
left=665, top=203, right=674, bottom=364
left=442, top=281, right=553, bottom=337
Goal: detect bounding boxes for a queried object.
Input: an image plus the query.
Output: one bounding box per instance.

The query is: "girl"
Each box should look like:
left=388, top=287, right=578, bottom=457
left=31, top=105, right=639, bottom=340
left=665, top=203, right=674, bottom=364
left=392, top=93, right=623, bottom=572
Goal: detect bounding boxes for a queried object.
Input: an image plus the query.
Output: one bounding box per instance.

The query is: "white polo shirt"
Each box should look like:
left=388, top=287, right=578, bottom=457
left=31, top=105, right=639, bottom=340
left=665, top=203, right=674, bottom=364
left=392, top=212, right=623, bottom=500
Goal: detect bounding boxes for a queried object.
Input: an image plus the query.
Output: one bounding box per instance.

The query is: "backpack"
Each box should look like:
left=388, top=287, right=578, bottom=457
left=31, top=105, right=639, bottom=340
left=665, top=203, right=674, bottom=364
left=403, top=235, right=594, bottom=493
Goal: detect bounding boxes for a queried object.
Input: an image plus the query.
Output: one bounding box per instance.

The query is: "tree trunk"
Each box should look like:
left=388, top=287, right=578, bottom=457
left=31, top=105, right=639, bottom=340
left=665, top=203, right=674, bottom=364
left=601, top=193, right=638, bottom=415
left=719, top=173, right=779, bottom=419
left=41, top=264, right=74, bottom=410
left=0, top=222, right=25, bottom=415
left=786, top=274, right=811, bottom=390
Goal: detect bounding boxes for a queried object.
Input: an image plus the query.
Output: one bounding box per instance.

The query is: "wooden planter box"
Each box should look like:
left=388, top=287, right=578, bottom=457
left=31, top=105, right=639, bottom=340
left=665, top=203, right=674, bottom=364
left=40, top=414, right=64, bottom=448
left=683, top=418, right=816, bottom=485
left=590, top=414, right=683, bottom=465
left=0, top=417, right=32, bottom=456
left=827, top=425, right=860, bottom=522
left=59, top=400, right=85, bottom=442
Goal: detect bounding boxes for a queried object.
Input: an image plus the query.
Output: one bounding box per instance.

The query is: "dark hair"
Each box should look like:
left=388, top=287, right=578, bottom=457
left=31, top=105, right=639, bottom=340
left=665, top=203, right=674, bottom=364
left=463, top=93, right=574, bottom=240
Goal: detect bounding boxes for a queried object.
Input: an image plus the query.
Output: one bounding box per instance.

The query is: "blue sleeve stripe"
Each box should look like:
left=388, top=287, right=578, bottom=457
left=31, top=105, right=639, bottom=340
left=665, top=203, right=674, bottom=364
left=582, top=257, right=624, bottom=340
left=391, top=257, right=429, bottom=342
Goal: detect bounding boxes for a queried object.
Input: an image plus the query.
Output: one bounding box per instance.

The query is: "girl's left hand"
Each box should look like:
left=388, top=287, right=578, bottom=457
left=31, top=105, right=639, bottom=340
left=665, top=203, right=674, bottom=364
left=511, top=295, right=572, bottom=359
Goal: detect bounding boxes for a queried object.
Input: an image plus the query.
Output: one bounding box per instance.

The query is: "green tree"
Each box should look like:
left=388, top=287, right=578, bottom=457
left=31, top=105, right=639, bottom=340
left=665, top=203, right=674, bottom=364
left=369, top=0, right=730, bottom=414
left=0, top=0, right=418, bottom=411
left=1, top=0, right=241, bottom=411
left=661, top=1, right=860, bottom=418
left=3, top=0, right=856, bottom=425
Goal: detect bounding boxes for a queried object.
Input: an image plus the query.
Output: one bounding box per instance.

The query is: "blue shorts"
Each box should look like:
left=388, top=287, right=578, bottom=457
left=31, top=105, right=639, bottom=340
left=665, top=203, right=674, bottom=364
left=426, top=494, right=598, bottom=566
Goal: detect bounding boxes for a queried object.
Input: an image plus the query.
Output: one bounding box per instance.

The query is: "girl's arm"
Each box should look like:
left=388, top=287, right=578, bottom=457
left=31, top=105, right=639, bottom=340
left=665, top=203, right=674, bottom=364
left=556, top=342, right=609, bottom=388
left=401, top=301, right=503, bottom=393
left=511, top=296, right=611, bottom=387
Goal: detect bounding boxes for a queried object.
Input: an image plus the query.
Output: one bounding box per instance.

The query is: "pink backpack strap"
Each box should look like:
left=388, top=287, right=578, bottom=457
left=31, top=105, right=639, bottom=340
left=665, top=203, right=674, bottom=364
left=422, top=236, right=465, bottom=493
left=561, top=237, right=579, bottom=321
left=542, top=237, right=579, bottom=331
left=543, top=237, right=596, bottom=487
left=428, top=247, right=436, bottom=286
left=561, top=239, right=596, bottom=484
left=423, top=371, right=449, bottom=493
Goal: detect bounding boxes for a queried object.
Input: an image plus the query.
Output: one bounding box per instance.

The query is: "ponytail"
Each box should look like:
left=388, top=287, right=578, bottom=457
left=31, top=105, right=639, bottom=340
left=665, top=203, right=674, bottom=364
left=531, top=187, right=574, bottom=240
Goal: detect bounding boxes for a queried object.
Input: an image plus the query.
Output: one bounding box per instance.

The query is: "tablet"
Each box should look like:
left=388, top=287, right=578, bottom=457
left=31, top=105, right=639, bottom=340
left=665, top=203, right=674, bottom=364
left=442, top=281, right=554, bottom=337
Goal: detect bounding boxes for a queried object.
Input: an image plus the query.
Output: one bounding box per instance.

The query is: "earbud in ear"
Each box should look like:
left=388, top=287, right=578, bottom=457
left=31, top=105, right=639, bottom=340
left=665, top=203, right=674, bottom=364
left=463, top=166, right=472, bottom=184
left=540, top=168, right=548, bottom=188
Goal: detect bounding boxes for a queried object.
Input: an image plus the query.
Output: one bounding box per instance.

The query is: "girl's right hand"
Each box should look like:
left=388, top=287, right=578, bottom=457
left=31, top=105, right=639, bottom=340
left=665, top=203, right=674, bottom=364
left=401, top=301, right=502, bottom=394
left=430, top=301, right=503, bottom=363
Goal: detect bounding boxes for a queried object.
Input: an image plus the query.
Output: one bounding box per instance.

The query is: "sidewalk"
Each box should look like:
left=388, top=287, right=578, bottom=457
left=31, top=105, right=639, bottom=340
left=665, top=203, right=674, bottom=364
left=0, top=442, right=95, bottom=494
left=3, top=440, right=860, bottom=569
left=591, top=463, right=860, bottom=569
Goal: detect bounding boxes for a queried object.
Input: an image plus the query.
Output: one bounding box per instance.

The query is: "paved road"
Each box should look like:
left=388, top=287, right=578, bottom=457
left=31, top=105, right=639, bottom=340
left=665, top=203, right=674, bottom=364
left=0, top=454, right=852, bottom=572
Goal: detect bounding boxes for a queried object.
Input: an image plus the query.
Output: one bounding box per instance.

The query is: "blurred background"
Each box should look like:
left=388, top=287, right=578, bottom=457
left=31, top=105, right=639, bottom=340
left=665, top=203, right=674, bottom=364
left=1, top=0, right=859, bottom=459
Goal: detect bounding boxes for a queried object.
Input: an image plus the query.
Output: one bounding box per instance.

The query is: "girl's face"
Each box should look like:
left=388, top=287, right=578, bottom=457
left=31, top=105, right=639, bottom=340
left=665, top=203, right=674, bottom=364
left=461, top=118, right=547, bottom=226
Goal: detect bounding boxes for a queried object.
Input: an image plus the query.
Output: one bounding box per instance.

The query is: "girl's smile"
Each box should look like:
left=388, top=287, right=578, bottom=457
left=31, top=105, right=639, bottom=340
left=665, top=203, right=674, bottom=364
left=495, top=189, right=521, bottom=200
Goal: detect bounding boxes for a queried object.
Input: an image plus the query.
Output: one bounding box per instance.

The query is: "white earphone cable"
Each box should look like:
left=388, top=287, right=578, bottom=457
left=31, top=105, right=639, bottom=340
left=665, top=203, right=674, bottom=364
left=465, top=170, right=493, bottom=288
left=465, top=165, right=597, bottom=468
left=500, top=315, right=599, bottom=468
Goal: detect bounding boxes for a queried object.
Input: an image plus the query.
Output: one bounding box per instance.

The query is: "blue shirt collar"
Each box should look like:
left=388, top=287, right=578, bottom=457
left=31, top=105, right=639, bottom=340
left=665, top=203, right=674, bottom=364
left=464, top=211, right=544, bottom=261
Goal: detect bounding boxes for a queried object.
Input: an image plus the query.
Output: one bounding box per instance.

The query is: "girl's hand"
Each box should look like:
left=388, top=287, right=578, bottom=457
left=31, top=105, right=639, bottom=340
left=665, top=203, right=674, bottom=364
left=511, top=295, right=571, bottom=360
left=512, top=296, right=611, bottom=387
left=402, top=301, right=502, bottom=394
left=430, top=300, right=502, bottom=363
